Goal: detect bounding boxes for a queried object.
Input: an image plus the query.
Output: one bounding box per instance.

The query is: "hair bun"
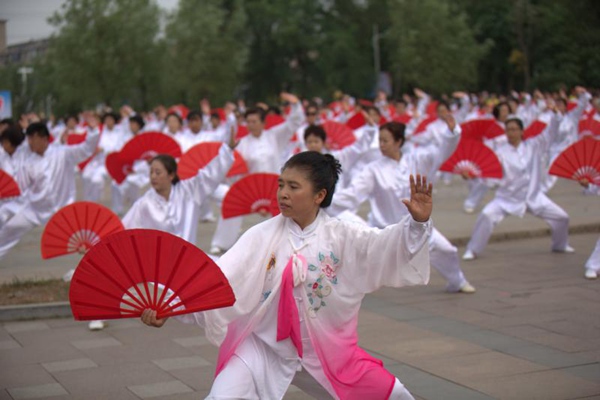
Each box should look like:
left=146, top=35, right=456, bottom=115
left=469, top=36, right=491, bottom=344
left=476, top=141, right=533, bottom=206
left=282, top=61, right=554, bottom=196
left=323, top=154, right=342, bottom=183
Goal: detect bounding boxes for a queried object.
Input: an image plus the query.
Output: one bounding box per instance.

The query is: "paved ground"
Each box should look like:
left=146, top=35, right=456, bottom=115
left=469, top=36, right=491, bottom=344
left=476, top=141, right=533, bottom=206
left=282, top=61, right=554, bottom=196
left=0, top=177, right=599, bottom=399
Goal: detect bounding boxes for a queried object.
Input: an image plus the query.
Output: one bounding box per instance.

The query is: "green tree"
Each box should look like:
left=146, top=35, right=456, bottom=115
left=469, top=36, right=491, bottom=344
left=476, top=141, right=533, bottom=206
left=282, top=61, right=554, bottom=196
left=43, top=0, right=163, bottom=115
left=386, top=0, right=490, bottom=95
left=164, top=0, right=248, bottom=106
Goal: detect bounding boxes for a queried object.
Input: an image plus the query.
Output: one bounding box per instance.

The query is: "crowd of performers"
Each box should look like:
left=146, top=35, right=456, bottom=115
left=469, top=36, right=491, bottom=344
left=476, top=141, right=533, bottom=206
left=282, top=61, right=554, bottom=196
left=1, top=87, right=599, bottom=399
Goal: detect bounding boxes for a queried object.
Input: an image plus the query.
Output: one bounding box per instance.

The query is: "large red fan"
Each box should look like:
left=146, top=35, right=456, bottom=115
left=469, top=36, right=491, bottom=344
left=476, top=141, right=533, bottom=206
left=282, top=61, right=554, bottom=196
left=178, top=142, right=248, bottom=179
left=69, top=229, right=236, bottom=320
left=265, top=114, right=285, bottom=130
left=413, top=116, right=437, bottom=135
left=578, top=118, right=600, bottom=138
left=460, top=119, right=504, bottom=141
left=236, top=124, right=249, bottom=140
left=346, top=112, right=366, bottom=130
left=66, top=133, right=96, bottom=171
left=0, top=169, right=20, bottom=199
left=322, top=120, right=356, bottom=150
left=168, top=104, right=190, bottom=120
left=440, top=140, right=503, bottom=179
left=41, top=202, right=124, bottom=259
left=394, top=113, right=412, bottom=124
left=425, top=101, right=439, bottom=117
left=523, top=120, right=547, bottom=140
left=105, top=152, right=132, bottom=184
left=120, top=132, right=182, bottom=162
left=549, top=139, right=600, bottom=185
left=222, top=173, right=280, bottom=219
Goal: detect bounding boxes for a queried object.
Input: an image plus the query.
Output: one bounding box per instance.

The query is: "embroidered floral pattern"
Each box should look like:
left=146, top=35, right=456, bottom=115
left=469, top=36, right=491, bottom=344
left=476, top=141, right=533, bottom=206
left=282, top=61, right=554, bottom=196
left=307, top=251, right=340, bottom=316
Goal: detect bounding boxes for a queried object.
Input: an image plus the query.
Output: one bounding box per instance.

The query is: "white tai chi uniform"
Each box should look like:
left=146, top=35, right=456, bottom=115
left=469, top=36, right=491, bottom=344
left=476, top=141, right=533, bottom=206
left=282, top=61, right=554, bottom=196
left=0, top=145, right=32, bottom=227
left=583, top=184, right=600, bottom=274
left=327, top=123, right=471, bottom=291
left=0, top=128, right=100, bottom=260
left=210, top=103, right=305, bottom=251
left=465, top=114, right=572, bottom=256
left=178, top=211, right=431, bottom=399
left=122, top=144, right=234, bottom=244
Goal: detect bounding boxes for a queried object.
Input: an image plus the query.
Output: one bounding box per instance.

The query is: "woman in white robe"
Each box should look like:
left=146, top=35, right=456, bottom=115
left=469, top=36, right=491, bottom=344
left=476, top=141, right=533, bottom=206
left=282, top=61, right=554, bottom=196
left=580, top=180, right=600, bottom=280
left=327, top=118, right=475, bottom=293
left=142, top=151, right=434, bottom=399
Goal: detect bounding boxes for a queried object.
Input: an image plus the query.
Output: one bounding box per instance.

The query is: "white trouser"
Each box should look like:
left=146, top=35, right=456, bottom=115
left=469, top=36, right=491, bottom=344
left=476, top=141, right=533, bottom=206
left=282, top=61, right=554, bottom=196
left=463, top=178, right=489, bottom=211
left=210, top=184, right=242, bottom=250
left=0, top=212, right=37, bottom=260
left=430, top=228, right=468, bottom=291
left=208, top=354, right=414, bottom=400
left=82, top=175, right=104, bottom=202
left=467, top=197, right=570, bottom=255
left=585, top=238, right=600, bottom=273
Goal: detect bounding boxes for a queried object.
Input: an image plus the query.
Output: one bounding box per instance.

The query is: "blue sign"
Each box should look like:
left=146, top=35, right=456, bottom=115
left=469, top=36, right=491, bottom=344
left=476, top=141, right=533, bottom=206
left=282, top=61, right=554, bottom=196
left=0, top=91, right=12, bottom=119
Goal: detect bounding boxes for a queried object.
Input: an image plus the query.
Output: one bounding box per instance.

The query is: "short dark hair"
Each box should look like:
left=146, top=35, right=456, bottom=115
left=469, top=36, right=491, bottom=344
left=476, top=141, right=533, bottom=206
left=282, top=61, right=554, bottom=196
left=379, top=121, right=406, bottom=144
left=102, top=112, right=120, bottom=124
left=166, top=112, right=183, bottom=125
left=493, top=102, right=509, bottom=120
left=0, top=126, right=25, bottom=147
left=365, top=106, right=381, bottom=116
left=187, top=110, right=202, bottom=121
left=150, top=154, right=180, bottom=185
left=129, top=115, right=145, bottom=129
left=25, top=122, right=50, bottom=138
left=0, top=118, right=15, bottom=127
left=282, top=151, right=342, bottom=208
left=245, top=107, right=266, bottom=122
left=304, top=125, right=327, bottom=142
left=210, top=113, right=221, bottom=120
left=505, top=117, right=524, bottom=130
left=436, top=100, right=450, bottom=112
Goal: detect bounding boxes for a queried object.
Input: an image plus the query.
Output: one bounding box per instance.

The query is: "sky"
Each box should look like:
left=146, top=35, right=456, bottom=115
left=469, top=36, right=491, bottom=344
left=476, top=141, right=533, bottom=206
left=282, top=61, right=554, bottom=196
left=0, top=0, right=179, bottom=46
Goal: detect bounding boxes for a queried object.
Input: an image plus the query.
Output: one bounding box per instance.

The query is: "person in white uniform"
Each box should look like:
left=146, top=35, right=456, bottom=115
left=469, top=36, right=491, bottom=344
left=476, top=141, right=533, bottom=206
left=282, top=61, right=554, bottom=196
left=580, top=179, right=600, bottom=280
left=463, top=115, right=574, bottom=260
left=0, top=126, right=31, bottom=227
left=328, top=118, right=475, bottom=293
left=0, top=118, right=100, bottom=260
left=142, top=151, right=434, bottom=399
left=209, top=92, right=305, bottom=254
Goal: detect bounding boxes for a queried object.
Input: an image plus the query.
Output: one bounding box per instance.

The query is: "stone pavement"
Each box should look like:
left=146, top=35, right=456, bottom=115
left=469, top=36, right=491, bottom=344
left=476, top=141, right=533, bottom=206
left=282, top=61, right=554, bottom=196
left=0, top=177, right=599, bottom=399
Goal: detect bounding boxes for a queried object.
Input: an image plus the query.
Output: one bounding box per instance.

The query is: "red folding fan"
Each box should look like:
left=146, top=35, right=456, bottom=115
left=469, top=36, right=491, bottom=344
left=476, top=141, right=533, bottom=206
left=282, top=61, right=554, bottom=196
left=523, top=120, right=547, bottom=140
left=394, top=113, right=412, bottom=124
left=178, top=142, right=248, bottom=179
left=358, top=99, right=373, bottom=107
left=105, top=152, right=133, bottom=184
left=578, top=118, right=600, bottom=138
left=549, top=139, right=600, bottom=185
left=168, top=104, right=190, bottom=120
left=120, top=132, right=182, bottom=162
left=211, top=108, right=226, bottom=121
left=440, top=140, right=503, bottom=179
left=322, top=120, right=356, bottom=150
left=0, top=169, right=20, bottom=199
left=222, top=173, right=280, bottom=219
left=236, top=124, right=249, bottom=140
left=69, top=229, right=236, bottom=320
left=460, top=119, right=504, bottom=141
left=265, top=114, right=285, bottom=130
left=41, top=202, right=124, bottom=259
left=346, top=112, right=366, bottom=130
left=66, top=132, right=96, bottom=171
left=425, top=101, right=439, bottom=117
left=413, top=116, right=437, bottom=135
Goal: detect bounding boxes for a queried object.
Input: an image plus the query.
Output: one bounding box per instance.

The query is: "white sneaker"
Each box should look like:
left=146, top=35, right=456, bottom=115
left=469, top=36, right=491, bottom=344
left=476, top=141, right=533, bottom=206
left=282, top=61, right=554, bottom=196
left=463, top=207, right=475, bottom=214
left=209, top=246, right=223, bottom=255
left=88, top=320, right=105, bottom=331
left=585, top=269, right=598, bottom=280
left=462, top=249, right=476, bottom=261
left=62, top=269, right=76, bottom=282
left=459, top=282, right=476, bottom=293
left=553, top=245, right=575, bottom=253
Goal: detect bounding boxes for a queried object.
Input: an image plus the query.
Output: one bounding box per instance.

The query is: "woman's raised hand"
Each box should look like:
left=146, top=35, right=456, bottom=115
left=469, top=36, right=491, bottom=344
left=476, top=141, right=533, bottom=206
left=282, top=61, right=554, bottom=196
left=402, top=174, right=433, bottom=223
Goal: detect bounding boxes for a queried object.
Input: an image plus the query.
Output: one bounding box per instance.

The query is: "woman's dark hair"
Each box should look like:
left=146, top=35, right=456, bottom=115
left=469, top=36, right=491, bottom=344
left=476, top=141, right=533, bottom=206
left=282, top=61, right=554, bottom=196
left=129, top=115, right=145, bottom=129
left=150, top=154, right=180, bottom=185
left=25, top=122, right=50, bottom=138
left=493, top=102, right=509, bottom=120
left=187, top=110, right=202, bottom=121
left=166, top=112, right=183, bottom=125
left=102, top=112, right=120, bottom=124
left=505, top=117, right=524, bottom=131
left=245, top=107, right=266, bottom=122
left=436, top=100, right=450, bottom=112
left=282, top=151, right=342, bottom=208
left=364, top=106, right=381, bottom=116
left=0, top=126, right=25, bottom=147
left=379, top=121, right=406, bottom=145
left=303, top=125, right=327, bottom=142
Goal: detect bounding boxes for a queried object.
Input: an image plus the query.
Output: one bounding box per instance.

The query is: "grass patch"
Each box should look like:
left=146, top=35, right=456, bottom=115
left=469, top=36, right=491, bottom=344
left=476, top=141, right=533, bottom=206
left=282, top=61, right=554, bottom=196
left=0, top=278, right=69, bottom=306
